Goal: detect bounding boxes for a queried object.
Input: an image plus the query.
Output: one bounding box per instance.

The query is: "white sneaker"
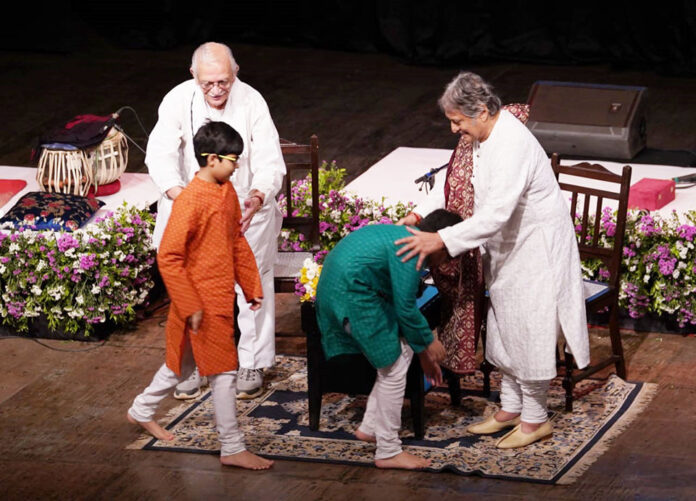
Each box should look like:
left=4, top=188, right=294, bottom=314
left=236, top=368, right=264, bottom=399
left=173, top=368, right=208, bottom=400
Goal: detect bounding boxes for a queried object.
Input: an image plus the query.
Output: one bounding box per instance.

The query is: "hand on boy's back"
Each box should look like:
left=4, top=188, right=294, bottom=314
left=188, top=310, right=203, bottom=333
left=249, top=297, right=263, bottom=311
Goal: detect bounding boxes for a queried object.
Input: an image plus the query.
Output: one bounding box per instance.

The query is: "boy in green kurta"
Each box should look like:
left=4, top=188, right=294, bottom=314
left=315, top=209, right=461, bottom=470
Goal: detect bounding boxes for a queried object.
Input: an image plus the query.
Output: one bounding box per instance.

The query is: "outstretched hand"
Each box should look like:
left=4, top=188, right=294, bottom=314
left=418, top=349, right=443, bottom=387
left=249, top=297, right=263, bottom=311
left=394, top=227, right=445, bottom=270
left=240, top=196, right=262, bottom=234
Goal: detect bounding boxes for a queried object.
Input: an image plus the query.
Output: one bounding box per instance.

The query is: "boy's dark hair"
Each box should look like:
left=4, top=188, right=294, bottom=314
left=193, top=121, right=244, bottom=167
left=416, top=209, right=463, bottom=232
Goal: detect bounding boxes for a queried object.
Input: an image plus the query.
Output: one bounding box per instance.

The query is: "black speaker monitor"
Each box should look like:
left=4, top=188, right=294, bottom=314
left=527, top=81, right=647, bottom=160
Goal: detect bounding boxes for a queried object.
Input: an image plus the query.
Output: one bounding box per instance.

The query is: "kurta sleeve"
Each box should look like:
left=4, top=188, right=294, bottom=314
left=388, top=254, right=434, bottom=354
left=247, top=96, right=286, bottom=203
left=157, top=196, right=204, bottom=319
left=230, top=193, right=263, bottom=301
left=438, top=130, right=533, bottom=257
left=145, top=88, right=188, bottom=196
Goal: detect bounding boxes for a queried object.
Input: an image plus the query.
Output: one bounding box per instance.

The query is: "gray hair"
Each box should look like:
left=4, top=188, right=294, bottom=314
left=438, top=72, right=501, bottom=117
left=190, top=42, right=239, bottom=78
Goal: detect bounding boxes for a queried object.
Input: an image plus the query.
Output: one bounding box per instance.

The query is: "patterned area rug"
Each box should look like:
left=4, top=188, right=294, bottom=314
left=127, top=356, right=656, bottom=485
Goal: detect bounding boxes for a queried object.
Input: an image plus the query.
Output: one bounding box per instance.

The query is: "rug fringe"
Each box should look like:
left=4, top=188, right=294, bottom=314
left=557, top=379, right=658, bottom=485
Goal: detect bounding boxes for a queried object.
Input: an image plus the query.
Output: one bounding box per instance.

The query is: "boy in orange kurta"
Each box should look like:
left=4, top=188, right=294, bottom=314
left=127, top=121, right=273, bottom=470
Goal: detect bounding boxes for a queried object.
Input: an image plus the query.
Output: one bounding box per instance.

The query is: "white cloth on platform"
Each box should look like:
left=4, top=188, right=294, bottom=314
left=357, top=339, right=414, bottom=460
left=128, top=337, right=246, bottom=456
left=499, top=370, right=551, bottom=424
left=415, top=110, right=589, bottom=380
left=146, top=77, right=286, bottom=370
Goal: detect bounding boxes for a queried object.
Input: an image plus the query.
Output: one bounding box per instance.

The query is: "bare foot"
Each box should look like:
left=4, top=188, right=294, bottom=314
left=520, top=421, right=544, bottom=433
left=375, top=451, right=431, bottom=470
left=495, top=410, right=521, bottom=422
left=354, top=429, right=376, bottom=443
left=127, top=412, right=175, bottom=441
left=220, top=450, right=274, bottom=470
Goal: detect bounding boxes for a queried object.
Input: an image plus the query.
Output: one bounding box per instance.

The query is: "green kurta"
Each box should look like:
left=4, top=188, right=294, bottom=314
left=316, top=224, right=434, bottom=369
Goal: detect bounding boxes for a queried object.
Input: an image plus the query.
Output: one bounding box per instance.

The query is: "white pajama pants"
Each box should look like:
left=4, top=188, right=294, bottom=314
left=499, top=370, right=551, bottom=424
left=235, top=204, right=281, bottom=370
left=357, top=339, right=414, bottom=460
left=128, top=338, right=246, bottom=456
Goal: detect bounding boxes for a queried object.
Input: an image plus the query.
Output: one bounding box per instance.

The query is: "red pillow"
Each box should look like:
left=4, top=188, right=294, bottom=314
left=87, top=180, right=121, bottom=197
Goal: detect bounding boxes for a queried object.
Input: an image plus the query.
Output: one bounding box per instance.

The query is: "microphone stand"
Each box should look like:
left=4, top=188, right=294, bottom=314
left=414, top=163, right=448, bottom=193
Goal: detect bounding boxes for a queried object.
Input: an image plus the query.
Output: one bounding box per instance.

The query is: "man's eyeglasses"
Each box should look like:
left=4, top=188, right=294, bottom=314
left=199, top=80, right=232, bottom=93
left=201, top=153, right=238, bottom=162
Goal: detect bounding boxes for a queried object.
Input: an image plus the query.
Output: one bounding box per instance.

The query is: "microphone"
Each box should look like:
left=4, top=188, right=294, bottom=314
left=413, top=163, right=449, bottom=185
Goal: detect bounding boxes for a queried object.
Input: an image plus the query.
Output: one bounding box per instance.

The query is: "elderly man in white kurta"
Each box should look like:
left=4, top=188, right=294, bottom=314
left=397, top=72, right=589, bottom=449
left=146, top=42, right=286, bottom=399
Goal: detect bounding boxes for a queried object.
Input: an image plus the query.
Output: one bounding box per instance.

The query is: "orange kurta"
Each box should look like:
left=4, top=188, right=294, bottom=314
left=158, top=175, right=263, bottom=377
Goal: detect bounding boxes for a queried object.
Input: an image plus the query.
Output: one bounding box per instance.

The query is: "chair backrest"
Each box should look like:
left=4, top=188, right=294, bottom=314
left=279, top=135, right=320, bottom=247
left=551, top=153, right=632, bottom=292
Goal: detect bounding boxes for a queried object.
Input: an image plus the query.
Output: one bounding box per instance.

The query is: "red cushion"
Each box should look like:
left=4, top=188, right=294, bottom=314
left=87, top=179, right=121, bottom=197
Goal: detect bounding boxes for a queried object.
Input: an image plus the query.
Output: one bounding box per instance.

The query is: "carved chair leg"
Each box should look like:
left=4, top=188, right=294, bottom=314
left=443, top=367, right=462, bottom=406
left=481, top=360, right=493, bottom=398
left=608, top=306, right=627, bottom=379
left=562, top=349, right=575, bottom=412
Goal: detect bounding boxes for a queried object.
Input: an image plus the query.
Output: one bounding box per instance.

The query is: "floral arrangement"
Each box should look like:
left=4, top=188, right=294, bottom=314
left=0, top=203, right=156, bottom=335
left=281, top=161, right=413, bottom=302
left=580, top=207, right=696, bottom=328
left=296, top=257, right=322, bottom=303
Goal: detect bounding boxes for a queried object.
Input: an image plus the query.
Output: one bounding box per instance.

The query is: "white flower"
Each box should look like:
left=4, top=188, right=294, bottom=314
left=673, top=270, right=680, bottom=279
left=76, top=295, right=84, bottom=305
left=65, top=248, right=76, bottom=258
left=643, top=274, right=651, bottom=284
left=91, top=285, right=101, bottom=294
left=9, top=243, right=20, bottom=253
left=0, top=264, right=5, bottom=274
left=36, top=260, right=46, bottom=272
left=31, top=285, right=42, bottom=296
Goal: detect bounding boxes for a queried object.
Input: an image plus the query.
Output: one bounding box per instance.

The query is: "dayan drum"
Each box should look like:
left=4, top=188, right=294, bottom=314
left=89, top=128, right=128, bottom=188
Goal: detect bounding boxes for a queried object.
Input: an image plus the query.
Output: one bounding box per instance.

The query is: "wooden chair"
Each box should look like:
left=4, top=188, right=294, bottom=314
left=551, top=153, right=632, bottom=411
left=274, top=135, right=320, bottom=293
left=303, top=283, right=441, bottom=440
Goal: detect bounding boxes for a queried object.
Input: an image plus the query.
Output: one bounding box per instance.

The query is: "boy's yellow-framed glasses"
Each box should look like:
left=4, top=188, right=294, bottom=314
left=201, top=153, right=238, bottom=162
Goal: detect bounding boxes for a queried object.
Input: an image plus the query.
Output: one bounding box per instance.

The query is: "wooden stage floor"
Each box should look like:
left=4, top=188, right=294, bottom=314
left=1, top=293, right=695, bottom=500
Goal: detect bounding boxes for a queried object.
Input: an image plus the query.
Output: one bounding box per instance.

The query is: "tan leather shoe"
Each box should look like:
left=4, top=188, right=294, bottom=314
left=495, top=421, right=553, bottom=449
left=466, top=414, right=521, bottom=434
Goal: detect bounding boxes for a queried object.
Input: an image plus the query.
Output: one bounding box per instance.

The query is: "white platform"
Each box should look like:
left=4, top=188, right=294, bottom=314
left=346, top=147, right=696, bottom=218
left=0, top=166, right=159, bottom=221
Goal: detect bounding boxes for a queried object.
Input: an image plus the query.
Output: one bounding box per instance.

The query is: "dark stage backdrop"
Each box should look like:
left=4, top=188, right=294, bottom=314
left=4, top=1, right=696, bottom=75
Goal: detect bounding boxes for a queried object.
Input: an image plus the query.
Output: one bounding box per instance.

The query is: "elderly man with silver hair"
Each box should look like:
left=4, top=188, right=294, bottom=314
left=146, top=42, right=286, bottom=400
left=396, top=71, right=590, bottom=449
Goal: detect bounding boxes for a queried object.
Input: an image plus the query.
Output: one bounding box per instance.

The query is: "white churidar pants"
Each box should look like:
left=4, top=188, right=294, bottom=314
left=235, top=204, right=281, bottom=370
left=357, top=339, right=414, bottom=460
left=128, top=337, right=246, bottom=456
left=499, top=370, right=551, bottom=424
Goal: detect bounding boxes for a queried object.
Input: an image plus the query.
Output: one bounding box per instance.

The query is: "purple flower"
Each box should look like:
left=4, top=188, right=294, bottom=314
left=57, top=233, right=80, bottom=252
left=658, top=258, right=676, bottom=276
